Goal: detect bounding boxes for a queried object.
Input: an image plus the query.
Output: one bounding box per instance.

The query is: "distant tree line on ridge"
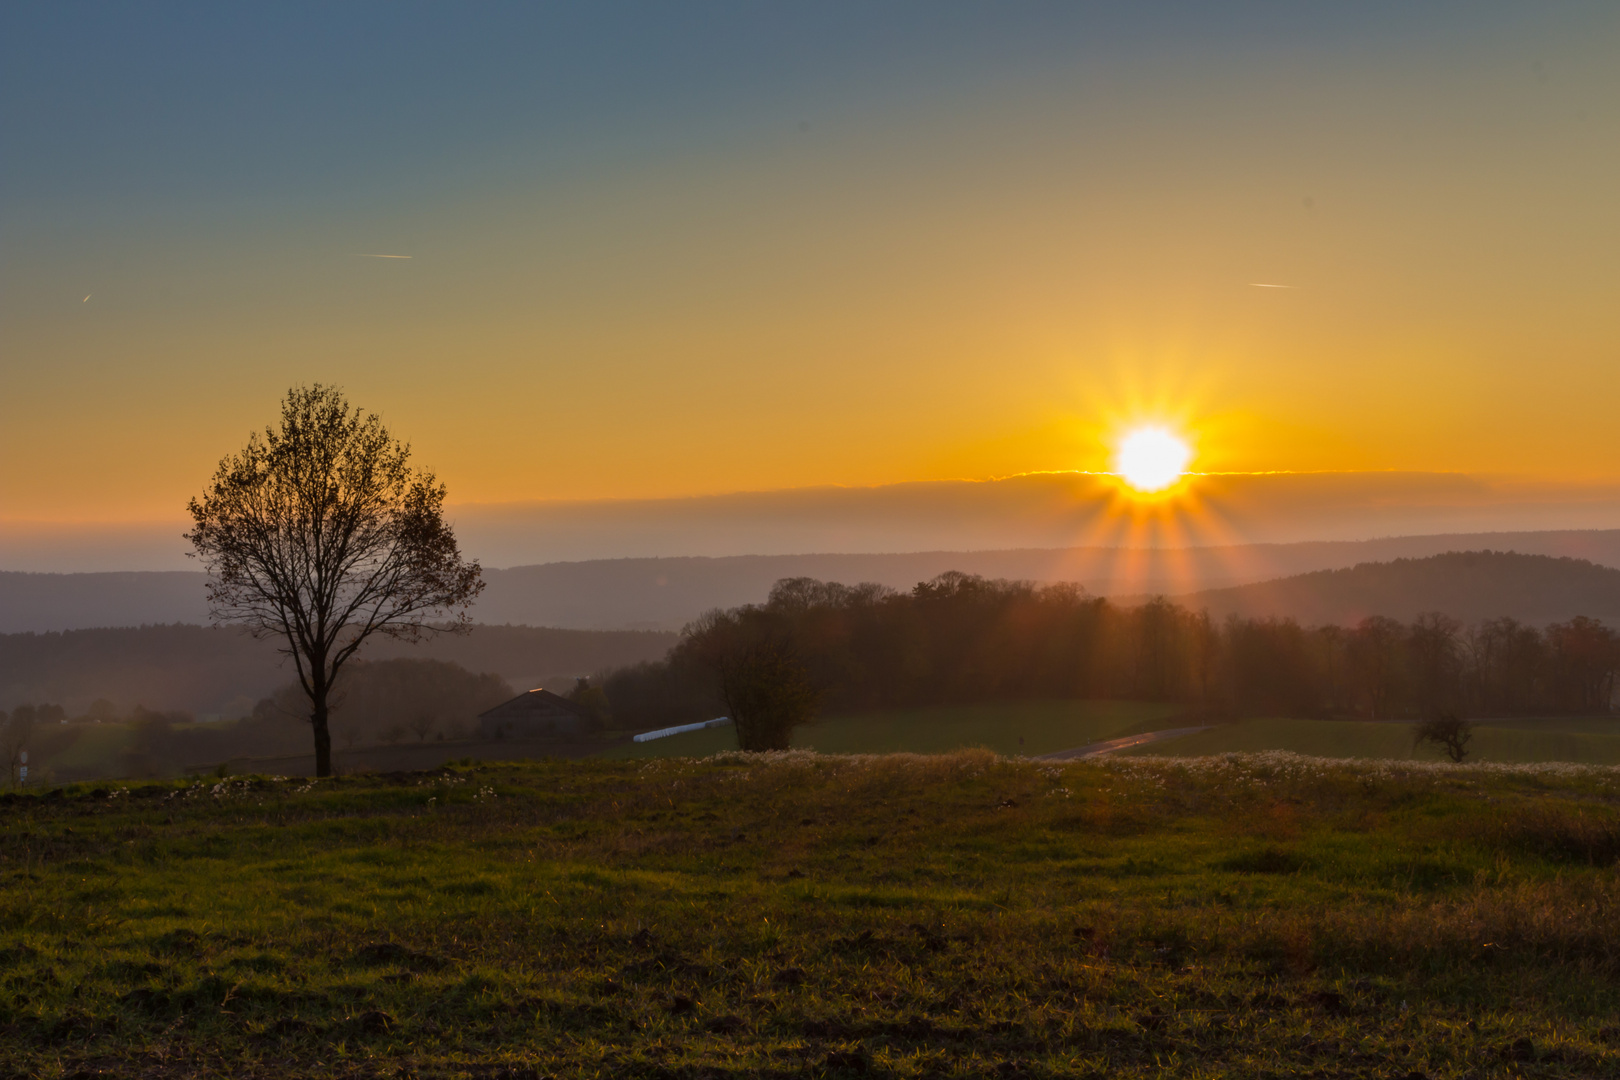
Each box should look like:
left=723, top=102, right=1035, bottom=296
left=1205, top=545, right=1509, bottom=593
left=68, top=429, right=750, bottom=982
left=9, top=570, right=1619, bottom=780
left=0, top=624, right=673, bottom=733
left=602, top=572, right=1620, bottom=737
left=5, top=659, right=515, bottom=784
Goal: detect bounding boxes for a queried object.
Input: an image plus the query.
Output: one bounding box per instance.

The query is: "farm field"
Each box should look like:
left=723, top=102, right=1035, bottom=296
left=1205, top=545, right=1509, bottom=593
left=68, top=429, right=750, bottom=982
left=3, top=752, right=1620, bottom=1078
left=28, top=700, right=1178, bottom=782
left=605, top=699, right=1184, bottom=760
left=39, top=723, right=138, bottom=775
left=1132, top=717, right=1620, bottom=765
left=33, top=705, right=1620, bottom=786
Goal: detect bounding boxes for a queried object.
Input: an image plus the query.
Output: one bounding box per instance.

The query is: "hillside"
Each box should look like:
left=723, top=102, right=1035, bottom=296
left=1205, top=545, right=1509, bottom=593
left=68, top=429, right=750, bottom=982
left=7, top=528, right=1620, bottom=632
left=1184, top=550, right=1620, bottom=626
left=0, top=623, right=676, bottom=716
left=0, top=570, right=211, bottom=632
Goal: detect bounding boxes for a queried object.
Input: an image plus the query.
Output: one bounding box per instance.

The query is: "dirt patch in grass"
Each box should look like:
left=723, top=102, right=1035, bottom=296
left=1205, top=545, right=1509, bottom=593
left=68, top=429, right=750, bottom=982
left=1217, top=846, right=1306, bottom=874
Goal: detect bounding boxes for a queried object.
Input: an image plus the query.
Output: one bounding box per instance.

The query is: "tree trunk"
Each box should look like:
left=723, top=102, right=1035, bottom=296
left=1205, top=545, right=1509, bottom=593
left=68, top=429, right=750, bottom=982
left=312, top=695, right=333, bottom=778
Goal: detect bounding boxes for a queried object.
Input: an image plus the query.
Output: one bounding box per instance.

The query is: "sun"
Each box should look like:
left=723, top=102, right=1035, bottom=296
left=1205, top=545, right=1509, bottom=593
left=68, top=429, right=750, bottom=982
left=1114, top=426, right=1192, bottom=492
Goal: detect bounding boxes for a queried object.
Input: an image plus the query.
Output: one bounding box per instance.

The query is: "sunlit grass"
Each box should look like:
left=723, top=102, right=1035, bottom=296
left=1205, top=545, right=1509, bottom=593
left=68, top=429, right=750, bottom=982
left=3, top=752, right=1620, bottom=1077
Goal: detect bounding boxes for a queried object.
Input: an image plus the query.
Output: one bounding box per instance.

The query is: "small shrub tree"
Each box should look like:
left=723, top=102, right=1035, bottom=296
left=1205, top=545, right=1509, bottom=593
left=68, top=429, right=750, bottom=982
left=121, top=707, right=177, bottom=778
left=567, top=678, right=614, bottom=731
left=681, top=608, right=822, bottom=751
left=1413, top=712, right=1474, bottom=763
left=719, top=640, right=820, bottom=751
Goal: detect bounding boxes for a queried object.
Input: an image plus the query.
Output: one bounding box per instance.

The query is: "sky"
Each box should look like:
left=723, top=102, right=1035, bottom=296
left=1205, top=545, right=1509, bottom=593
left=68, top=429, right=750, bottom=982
left=3, top=2, right=1619, bottom=537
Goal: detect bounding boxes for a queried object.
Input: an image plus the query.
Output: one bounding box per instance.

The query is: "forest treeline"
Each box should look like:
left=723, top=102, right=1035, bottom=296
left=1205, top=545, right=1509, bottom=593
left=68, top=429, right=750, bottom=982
left=10, top=566, right=1620, bottom=782
left=602, top=572, right=1620, bottom=728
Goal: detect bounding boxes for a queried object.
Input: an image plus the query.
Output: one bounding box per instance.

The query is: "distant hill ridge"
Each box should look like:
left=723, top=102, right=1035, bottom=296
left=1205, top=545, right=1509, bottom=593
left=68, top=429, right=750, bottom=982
left=0, top=623, right=676, bottom=717
left=1184, top=551, right=1620, bottom=627
left=7, top=550, right=1619, bottom=716
left=7, top=528, right=1620, bottom=633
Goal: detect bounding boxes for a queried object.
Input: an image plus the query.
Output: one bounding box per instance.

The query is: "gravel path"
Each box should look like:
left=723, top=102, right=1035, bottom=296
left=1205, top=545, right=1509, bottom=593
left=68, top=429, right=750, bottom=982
left=1038, top=725, right=1210, bottom=761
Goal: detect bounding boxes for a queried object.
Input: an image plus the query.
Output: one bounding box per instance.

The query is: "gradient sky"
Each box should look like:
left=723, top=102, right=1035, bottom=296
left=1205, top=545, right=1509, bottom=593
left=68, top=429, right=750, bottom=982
left=4, top=2, right=1618, bottom=524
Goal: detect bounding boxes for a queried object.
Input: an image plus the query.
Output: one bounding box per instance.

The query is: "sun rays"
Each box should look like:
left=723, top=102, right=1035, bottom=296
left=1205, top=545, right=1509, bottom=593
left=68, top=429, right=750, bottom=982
left=1115, top=427, right=1192, bottom=493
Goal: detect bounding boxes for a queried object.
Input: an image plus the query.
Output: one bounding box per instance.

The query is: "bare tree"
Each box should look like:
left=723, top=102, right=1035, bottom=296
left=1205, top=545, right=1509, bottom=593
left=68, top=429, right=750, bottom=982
left=1408, top=611, right=1462, bottom=718
left=1546, top=617, right=1620, bottom=714
left=1349, top=616, right=1405, bottom=719
left=1413, top=712, right=1474, bottom=763
left=186, top=386, right=484, bottom=777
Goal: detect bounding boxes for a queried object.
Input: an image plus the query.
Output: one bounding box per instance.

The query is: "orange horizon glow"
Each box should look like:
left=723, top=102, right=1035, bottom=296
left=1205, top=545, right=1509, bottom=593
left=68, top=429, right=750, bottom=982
left=6, top=10, right=1620, bottom=525
left=7, top=464, right=1620, bottom=530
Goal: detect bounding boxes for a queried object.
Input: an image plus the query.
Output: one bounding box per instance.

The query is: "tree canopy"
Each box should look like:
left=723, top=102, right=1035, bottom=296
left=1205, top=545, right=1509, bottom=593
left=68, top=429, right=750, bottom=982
left=186, top=385, right=483, bottom=776
left=602, top=572, right=1620, bottom=739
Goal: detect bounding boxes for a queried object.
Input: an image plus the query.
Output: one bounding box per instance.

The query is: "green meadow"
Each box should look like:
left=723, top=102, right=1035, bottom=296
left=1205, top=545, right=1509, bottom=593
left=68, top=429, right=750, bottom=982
left=4, top=752, right=1620, bottom=1078
left=606, top=700, right=1182, bottom=760
left=37, top=702, right=1620, bottom=785
left=615, top=703, right=1620, bottom=768
left=1132, top=717, right=1620, bottom=765
left=38, top=723, right=139, bottom=776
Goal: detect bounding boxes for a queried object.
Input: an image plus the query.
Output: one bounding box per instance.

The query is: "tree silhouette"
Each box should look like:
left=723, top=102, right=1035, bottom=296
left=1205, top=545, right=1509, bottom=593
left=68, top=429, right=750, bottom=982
left=1350, top=616, right=1406, bottom=719
left=1546, top=617, right=1620, bottom=713
left=719, top=639, right=820, bottom=751
left=1408, top=611, right=1462, bottom=718
left=1413, top=712, right=1473, bottom=763
left=408, top=712, right=438, bottom=743
left=601, top=572, right=1620, bottom=732
left=683, top=608, right=821, bottom=751
left=186, top=386, right=483, bottom=777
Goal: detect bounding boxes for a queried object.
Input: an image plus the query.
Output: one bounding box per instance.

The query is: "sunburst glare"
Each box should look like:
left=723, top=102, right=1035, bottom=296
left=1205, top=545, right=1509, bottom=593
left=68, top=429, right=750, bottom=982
left=1114, top=426, right=1192, bottom=492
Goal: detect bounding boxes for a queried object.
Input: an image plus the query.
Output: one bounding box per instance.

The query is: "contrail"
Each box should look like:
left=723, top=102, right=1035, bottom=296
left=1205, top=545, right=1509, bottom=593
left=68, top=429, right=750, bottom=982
left=354, top=253, right=412, bottom=259
left=1248, top=283, right=1294, bottom=289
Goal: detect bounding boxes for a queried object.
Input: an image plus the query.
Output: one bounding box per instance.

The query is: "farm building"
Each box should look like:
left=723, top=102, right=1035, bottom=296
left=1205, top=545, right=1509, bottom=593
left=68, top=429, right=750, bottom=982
left=477, top=688, right=593, bottom=739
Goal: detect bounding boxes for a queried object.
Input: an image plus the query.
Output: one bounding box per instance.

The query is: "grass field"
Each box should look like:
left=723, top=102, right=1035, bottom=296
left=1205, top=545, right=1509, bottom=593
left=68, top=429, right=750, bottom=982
left=5, top=752, right=1620, bottom=1078
left=604, top=700, right=1184, bottom=760
left=1131, top=717, right=1620, bottom=765
left=40, top=723, right=137, bottom=775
